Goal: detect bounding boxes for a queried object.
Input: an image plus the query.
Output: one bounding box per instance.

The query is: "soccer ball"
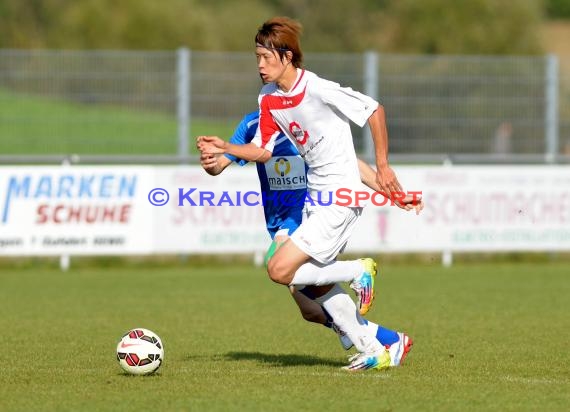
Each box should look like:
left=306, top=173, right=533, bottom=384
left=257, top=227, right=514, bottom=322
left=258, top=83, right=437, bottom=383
left=116, top=328, right=164, bottom=375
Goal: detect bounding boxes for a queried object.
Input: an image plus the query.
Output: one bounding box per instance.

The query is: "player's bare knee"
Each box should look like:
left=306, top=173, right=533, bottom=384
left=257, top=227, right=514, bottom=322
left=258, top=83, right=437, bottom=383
left=267, top=258, right=290, bottom=285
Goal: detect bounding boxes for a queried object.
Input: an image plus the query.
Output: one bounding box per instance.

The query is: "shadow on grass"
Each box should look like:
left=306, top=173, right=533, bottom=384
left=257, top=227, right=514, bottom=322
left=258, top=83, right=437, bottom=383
left=117, top=372, right=162, bottom=378
left=223, top=351, right=345, bottom=367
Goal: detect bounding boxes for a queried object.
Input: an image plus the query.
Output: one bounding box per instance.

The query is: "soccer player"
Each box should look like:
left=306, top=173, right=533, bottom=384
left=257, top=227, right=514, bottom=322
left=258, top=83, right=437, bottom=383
left=199, top=17, right=422, bottom=371
left=198, top=110, right=415, bottom=366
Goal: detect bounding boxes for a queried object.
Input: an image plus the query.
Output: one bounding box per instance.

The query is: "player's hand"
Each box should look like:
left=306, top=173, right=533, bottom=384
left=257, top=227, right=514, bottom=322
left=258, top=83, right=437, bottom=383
left=197, top=135, right=226, bottom=155
left=199, top=152, right=218, bottom=172
left=394, top=194, right=424, bottom=215
left=376, top=166, right=403, bottom=201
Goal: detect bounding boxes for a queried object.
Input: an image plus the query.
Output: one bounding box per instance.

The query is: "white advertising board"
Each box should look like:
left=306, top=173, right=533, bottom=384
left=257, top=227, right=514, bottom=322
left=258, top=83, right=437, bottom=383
left=1, top=165, right=569, bottom=256
left=348, top=165, right=570, bottom=252
left=0, top=166, right=155, bottom=256
left=151, top=166, right=269, bottom=253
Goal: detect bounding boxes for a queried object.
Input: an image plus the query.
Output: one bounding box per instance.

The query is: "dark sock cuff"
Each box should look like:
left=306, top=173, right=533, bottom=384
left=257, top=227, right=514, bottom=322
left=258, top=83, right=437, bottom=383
left=321, top=307, right=334, bottom=329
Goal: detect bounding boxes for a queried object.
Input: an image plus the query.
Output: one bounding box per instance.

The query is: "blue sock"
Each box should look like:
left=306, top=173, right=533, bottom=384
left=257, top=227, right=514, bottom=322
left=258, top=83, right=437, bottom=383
left=362, top=319, right=399, bottom=346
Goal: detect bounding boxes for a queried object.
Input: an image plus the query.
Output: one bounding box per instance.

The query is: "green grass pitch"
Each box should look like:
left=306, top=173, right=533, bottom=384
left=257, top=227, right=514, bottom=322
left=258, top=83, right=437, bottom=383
left=0, top=89, right=237, bottom=155
left=1, top=260, right=569, bottom=411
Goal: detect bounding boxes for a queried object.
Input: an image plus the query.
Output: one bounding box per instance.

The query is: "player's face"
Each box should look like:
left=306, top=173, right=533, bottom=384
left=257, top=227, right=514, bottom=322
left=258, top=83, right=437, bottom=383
left=256, top=46, right=288, bottom=84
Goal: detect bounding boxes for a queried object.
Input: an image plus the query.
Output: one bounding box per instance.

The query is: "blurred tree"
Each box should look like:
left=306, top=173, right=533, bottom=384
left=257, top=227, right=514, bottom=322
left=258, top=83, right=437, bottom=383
left=0, top=0, right=274, bottom=50
left=380, top=0, right=543, bottom=54
left=546, top=0, right=570, bottom=18
left=0, top=0, right=546, bottom=54
left=53, top=0, right=214, bottom=49
left=0, top=0, right=53, bottom=47
left=270, top=0, right=385, bottom=52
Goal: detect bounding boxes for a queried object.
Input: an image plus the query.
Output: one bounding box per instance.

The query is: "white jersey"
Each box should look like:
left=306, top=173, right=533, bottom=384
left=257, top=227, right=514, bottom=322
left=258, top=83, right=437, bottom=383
left=252, top=69, right=378, bottom=198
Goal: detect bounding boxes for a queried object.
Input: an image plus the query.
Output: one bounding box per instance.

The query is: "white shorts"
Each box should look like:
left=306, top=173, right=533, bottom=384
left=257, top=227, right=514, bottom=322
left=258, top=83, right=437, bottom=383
left=290, top=203, right=363, bottom=264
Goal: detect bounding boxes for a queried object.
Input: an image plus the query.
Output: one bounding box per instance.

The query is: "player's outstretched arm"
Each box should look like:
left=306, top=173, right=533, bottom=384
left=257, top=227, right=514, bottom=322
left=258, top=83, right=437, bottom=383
left=357, top=158, right=378, bottom=191
left=200, top=152, right=232, bottom=176
left=197, top=136, right=272, bottom=163
left=197, top=136, right=233, bottom=176
left=367, top=106, right=403, bottom=197
left=356, top=158, right=424, bottom=215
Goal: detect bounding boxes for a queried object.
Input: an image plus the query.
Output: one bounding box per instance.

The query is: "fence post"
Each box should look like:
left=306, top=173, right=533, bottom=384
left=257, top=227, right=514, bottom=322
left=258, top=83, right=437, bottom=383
left=442, top=157, right=453, bottom=267
left=60, top=156, right=71, bottom=271
left=545, top=54, right=559, bottom=163
left=363, top=51, right=379, bottom=160
left=177, top=48, right=190, bottom=161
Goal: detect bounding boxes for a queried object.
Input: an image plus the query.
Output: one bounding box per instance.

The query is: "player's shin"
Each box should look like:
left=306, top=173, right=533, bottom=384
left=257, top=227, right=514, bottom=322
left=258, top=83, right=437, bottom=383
left=290, top=260, right=364, bottom=286
left=314, top=284, right=383, bottom=354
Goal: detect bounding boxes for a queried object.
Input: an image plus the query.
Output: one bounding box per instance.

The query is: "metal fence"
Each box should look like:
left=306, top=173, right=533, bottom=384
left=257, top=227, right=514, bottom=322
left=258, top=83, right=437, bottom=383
left=0, top=49, right=569, bottom=163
